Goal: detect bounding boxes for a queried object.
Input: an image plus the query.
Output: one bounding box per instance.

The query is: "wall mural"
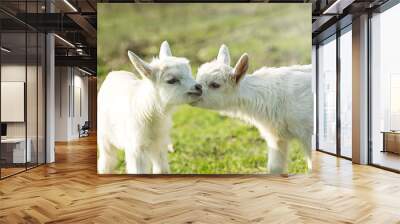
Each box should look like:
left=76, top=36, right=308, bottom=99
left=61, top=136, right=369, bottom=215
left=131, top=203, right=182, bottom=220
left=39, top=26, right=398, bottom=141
left=97, top=3, right=312, bottom=174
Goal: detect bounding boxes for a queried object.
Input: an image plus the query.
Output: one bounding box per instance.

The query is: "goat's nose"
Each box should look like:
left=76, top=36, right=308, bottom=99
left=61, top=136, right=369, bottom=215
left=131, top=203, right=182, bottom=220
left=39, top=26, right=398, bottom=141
left=195, top=84, right=202, bottom=91
left=194, top=84, right=203, bottom=95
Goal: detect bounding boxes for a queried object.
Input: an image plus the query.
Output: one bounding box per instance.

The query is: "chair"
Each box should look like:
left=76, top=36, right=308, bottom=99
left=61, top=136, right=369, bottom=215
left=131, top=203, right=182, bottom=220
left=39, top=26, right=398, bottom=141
left=79, top=121, right=90, bottom=138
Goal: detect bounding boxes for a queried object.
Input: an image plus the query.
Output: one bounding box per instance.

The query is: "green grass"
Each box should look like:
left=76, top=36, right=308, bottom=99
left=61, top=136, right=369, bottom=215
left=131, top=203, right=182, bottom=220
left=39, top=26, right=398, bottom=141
left=97, top=4, right=311, bottom=86
left=113, top=106, right=308, bottom=174
left=98, top=4, right=311, bottom=174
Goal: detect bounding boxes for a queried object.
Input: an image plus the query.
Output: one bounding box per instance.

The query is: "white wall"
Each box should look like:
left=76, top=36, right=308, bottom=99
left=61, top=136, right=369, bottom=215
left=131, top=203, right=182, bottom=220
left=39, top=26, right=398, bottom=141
left=55, top=67, right=89, bottom=141
left=72, top=73, right=89, bottom=138
left=1, top=65, right=37, bottom=138
left=1, top=63, right=46, bottom=164
left=46, top=5, right=56, bottom=163
left=55, top=66, right=69, bottom=141
left=1, top=65, right=26, bottom=131
left=1, top=82, right=25, bottom=122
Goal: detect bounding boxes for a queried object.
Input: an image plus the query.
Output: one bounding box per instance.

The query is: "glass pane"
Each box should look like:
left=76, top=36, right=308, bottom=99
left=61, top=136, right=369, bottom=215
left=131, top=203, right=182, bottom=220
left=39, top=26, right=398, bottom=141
left=38, top=33, right=45, bottom=165
left=318, top=36, right=337, bottom=154
left=371, top=4, right=400, bottom=171
left=26, top=0, right=38, bottom=169
left=340, top=28, right=352, bottom=158
left=1, top=30, right=27, bottom=177
left=27, top=31, right=38, bottom=169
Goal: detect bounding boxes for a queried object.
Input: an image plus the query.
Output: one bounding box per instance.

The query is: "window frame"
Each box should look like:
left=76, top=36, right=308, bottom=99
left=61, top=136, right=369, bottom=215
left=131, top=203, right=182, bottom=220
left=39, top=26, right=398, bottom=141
left=315, top=22, right=353, bottom=161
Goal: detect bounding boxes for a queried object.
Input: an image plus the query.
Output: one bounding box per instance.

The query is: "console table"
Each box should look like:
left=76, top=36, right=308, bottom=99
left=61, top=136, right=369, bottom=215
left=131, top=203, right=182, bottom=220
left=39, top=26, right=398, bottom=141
left=0, top=138, right=32, bottom=164
left=382, top=131, right=400, bottom=154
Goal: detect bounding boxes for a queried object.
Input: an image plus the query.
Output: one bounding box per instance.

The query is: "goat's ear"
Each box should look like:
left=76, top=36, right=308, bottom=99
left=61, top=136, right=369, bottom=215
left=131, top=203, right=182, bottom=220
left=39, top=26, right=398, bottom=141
left=159, top=41, right=172, bottom=59
left=232, top=53, right=249, bottom=84
left=128, top=51, right=152, bottom=78
left=217, top=44, right=230, bottom=65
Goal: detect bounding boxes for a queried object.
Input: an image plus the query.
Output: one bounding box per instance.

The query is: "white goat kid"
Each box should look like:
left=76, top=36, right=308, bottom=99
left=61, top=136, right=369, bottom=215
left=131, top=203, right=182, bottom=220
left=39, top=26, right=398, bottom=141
left=98, top=41, right=202, bottom=174
left=194, top=45, right=313, bottom=174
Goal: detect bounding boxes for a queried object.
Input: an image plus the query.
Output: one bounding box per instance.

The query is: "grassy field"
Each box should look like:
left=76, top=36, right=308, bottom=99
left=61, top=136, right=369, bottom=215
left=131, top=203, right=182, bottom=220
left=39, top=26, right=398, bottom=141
left=98, top=3, right=311, bottom=174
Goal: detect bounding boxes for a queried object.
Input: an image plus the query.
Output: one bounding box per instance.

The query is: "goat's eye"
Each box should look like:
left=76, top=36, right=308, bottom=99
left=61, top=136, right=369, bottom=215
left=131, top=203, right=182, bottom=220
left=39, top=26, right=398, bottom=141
left=209, top=82, right=220, bottom=89
left=166, top=78, right=179, bottom=84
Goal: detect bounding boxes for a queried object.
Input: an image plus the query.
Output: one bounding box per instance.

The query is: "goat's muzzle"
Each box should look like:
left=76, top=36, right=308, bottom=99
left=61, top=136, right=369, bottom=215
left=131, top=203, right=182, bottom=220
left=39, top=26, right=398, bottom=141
left=187, top=84, right=202, bottom=96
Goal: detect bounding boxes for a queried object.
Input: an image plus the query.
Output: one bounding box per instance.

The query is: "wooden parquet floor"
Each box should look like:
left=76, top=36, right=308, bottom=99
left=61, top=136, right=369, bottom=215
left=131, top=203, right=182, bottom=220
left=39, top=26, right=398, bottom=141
left=1, top=135, right=400, bottom=223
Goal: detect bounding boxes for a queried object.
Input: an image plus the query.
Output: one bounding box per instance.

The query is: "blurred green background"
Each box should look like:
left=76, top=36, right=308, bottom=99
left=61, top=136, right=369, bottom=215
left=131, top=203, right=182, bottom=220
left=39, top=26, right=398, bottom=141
left=98, top=3, right=311, bottom=174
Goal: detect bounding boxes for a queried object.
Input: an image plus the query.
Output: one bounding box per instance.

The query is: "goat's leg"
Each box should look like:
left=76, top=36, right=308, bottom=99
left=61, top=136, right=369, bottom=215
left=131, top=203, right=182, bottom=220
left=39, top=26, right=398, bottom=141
left=166, top=136, right=174, bottom=153
left=125, top=145, right=149, bottom=174
left=149, top=147, right=170, bottom=174
left=267, top=139, right=289, bottom=175
left=302, top=137, right=313, bottom=173
left=97, top=137, right=118, bottom=174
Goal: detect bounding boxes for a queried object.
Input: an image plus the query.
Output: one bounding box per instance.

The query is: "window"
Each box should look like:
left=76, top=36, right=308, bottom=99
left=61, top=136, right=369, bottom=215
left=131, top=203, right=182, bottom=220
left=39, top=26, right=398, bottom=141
left=371, top=3, right=400, bottom=171
left=317, top=35, right=337, bottom=154
left=390, top=74, right=400, bottom=130
left=339, top=27, right=352, bottom=158
left=0, top=1, right=46, bottom=179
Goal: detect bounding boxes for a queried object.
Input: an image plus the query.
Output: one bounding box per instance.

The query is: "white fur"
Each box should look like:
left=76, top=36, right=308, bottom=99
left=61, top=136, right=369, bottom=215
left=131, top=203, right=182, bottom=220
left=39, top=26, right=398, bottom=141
left=194, top=45, right=313, bottom=174
left=98, top=41, right=201, bottom=174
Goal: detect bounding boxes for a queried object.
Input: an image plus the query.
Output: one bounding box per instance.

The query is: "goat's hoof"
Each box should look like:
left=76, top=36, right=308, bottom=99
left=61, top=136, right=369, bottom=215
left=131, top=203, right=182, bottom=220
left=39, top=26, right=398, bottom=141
left=168, top=144, right=175, bottom=153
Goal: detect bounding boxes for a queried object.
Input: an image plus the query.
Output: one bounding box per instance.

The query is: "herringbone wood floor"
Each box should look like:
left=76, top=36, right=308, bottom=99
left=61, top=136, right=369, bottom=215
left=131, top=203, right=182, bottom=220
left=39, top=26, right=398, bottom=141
left=1, top=135, right=400, bottom=223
